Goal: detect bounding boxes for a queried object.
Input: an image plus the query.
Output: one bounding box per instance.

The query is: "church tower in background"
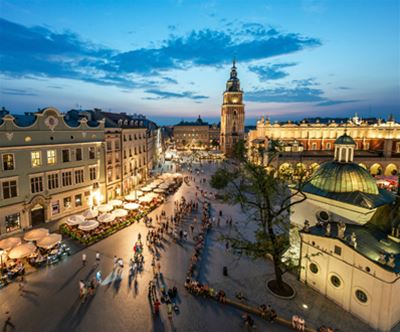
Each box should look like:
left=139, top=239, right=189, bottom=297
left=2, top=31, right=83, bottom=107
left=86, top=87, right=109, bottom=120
left=220, top=59, right=245, bottom=156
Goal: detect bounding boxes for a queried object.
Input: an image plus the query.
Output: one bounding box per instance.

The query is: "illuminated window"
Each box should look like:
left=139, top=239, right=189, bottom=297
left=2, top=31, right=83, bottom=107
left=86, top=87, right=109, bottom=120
left=2, top=154, right=15, bottom=170
left=63, top=197, right=71, bottom=208
left=5, top=213, right=21, bottom=232
left=75, top=194, right=82, bottom=207
left=31, top=151, right=42, bottom=167
left=47, top=150, right=56, bottom=165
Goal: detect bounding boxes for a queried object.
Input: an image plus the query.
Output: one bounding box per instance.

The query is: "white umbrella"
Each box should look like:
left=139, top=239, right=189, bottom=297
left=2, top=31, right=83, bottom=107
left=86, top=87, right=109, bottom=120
left=83, top=209, right=98, bottom=219
left=136, top=190, right=144, bottom=197
left=138, top=193, right=159, bottom=203
left=113, top=209, right=128, bottom=218
left=37, top=234, right=62, bottom=249
left=124, top=203, right=140, bottom=210
left=141, top=187, right=152, bottom=192
left=124, top=194, right=137, bottom=201
left=97, top=204, right=113, bottom=213
left=78, top=220, right=99, bottom=231
left=98, top=213, right=116, bottom=223
left=8, top=243, right=36, bottom=259
left=24, top=228, right=49, bottom=242
left=154, top=188, right=165, bottom=193
left=108, top=199, right=123, bottom=207
left=66, top=214, right=85, bottom=226
left=0, top=237, right=21, bottom=251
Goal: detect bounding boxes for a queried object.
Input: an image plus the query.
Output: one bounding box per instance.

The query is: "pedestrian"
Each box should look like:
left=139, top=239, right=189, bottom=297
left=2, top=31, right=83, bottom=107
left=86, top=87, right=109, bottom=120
left=3, top=312, right=15, bottom=331
left=96, top=270, right=102, bottom=283
left=82, top=253, right=87, bottom=266
left=95, top=251, right=100, bottom=263
left=113, top=255, right=117, bottom=269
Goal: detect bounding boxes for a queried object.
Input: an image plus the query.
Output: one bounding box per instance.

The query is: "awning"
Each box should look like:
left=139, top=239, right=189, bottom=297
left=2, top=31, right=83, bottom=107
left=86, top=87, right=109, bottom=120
left=78, top=220, right=99, bottom=231
left=124, top=203, right=140, bottom=210
left=9, top=243, right=36, bottom=259
left=113, top=209, right=128, bottom=218
left=0, top=237, right=21, bottom=251
left=97, top=213, right=116, bottom=223
left=24, top=228, right=49, bottom=242
left=37, top=234, right=62, bottom=249
left=97, top=204, right=113, bottom=213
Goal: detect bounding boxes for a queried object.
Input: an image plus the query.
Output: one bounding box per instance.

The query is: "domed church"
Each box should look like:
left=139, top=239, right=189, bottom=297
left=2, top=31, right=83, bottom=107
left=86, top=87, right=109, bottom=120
left=291, top=133, right=400, bottom=331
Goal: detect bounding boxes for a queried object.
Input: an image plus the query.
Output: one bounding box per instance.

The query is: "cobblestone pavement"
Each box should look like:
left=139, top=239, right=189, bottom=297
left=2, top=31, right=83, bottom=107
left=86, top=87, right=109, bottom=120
left=0, top=161, right=290, bottom=332
left=1, top=160, right=397, bottom=332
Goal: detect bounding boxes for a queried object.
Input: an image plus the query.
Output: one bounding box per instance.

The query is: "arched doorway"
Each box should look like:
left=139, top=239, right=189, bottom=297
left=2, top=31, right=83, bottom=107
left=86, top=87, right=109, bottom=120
left=370, top=163, right=383, bottom=176
left=30, top=204, right=45, bottom=226
left=384, top=163, right=398, bottom=176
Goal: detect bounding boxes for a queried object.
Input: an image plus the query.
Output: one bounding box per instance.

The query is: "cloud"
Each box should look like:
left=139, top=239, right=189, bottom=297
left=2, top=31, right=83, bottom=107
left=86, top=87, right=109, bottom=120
left=1, top=88, right=38, bottom=96
left=0, top=18, right=321, bottom=89
left=162, top=77, right=178, bottom=84
left=316, top=99, right=360, bottom=106
left=247, top=86, right=324, bottom=103
left=249, top=63, right=297, bottom=80
left=144, top=89, right=209, bottom=100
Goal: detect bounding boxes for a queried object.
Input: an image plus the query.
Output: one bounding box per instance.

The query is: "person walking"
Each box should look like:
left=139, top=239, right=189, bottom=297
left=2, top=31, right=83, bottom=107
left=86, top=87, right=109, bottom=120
left=82, top=253, right=87, bottom=266
left=3, top=312, right=15, bottom=332
left=95, top=251, right=100, bottom=265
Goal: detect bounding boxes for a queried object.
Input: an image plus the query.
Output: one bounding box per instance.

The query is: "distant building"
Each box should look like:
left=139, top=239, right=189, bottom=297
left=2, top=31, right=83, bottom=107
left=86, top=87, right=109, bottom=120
left=248, top=114, right=400, bottom=176
left=220, top=60, right=245, bottom=156
left=172, top=116, right=220, bottom=149
left=0, top=107, right=106, bottom=233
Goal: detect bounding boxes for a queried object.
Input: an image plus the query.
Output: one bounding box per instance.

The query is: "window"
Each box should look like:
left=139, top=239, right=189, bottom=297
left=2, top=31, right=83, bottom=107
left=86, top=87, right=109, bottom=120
left=325, top=143, right=331, bottom=150
left=63, top=197, right=72, bottom=208
left=48, top=173, right=59, bottom=190
left=396, top=142, right=400, bottom=153
left=5, top=213, right=21, bottom=232
left=30, top=176, right=43, bottom=193
left=355, top=289, right=368, bottom=303
left=107, top=169, right=112, bottom=182
left=47, top=150, right=56, bottom=165
left=107, top=141, right=112, bottom=151
left=115, top=140, right=120, bottom=150
left=2, top=180, right=17, bottom=199
left=51, top=201, right=60, bottom=215
left=76, top=148, right=82, bottom=161
left=364, top=142, right=370, bottom=151
left=75, top=194, right=82, bottom=207
left=334, top=245, right=342, bottom=256
left=89, top=147, right=96, bottom=159
left=31, top=151, right=42, bottom=167
left=309, top=263, right=318, bottom=274
left=330, top=275, right=341, bottom=288
left=89, top=167, right=97, bottom=181
left=62, top=149, right=70, bottom=162
left=2, top=154, right=15, bottom=170
left=62, top=171, right=72, bottom=186
left=115, top=152, right=120, bottom=163
left=75, top=169, right=84, bottom=184
left=311, top=143, right=317, bottom=150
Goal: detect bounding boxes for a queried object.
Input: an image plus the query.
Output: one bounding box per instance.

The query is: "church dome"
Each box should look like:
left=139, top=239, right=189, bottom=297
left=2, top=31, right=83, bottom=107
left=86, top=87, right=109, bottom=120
left=335, top=133, right=356, bottom=145
left=310, top=161, right=379, bottom=195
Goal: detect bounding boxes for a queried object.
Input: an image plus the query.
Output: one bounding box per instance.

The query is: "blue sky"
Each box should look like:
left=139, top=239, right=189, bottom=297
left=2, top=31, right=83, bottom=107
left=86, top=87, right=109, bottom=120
left=0, top=0, right=399, bottom=125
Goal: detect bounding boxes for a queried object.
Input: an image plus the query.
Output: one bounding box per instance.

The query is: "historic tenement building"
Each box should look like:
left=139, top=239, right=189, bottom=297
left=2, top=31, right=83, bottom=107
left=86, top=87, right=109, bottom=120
left=173, top=116, right=220, bottom=149
left=220, top=60, right=245, bottom=156
left=248, top=114, right=400, bottom=176
left=0, top=107, right=106, bottom=235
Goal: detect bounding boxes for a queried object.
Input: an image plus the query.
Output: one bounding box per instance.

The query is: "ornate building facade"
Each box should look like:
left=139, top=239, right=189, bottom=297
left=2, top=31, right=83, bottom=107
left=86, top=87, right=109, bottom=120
left=248, top=115, right=400, bottom=177
left=220, top=60, right=245, bottom=156
left=0, top=107, right=106, bottom=234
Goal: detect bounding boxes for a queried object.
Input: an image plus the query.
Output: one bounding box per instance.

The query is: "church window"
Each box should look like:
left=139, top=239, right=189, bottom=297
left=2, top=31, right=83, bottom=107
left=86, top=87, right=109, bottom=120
left=355, top=289, right=368, bottom=303
left=334, top=245, right=342, bottom=256
left=330, top=275, right=342, bottom=288
left=309, top=263, right=318, bottom=274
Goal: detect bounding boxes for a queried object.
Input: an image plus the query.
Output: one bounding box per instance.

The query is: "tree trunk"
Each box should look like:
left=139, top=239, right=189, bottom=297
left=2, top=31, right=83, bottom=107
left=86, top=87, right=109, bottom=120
left=273, top=255, right=284, bottom=289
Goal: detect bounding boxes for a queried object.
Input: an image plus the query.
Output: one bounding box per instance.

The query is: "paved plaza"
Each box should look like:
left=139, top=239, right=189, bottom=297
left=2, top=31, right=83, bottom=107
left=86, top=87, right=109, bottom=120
left=0, top=160, right=398, bottom=332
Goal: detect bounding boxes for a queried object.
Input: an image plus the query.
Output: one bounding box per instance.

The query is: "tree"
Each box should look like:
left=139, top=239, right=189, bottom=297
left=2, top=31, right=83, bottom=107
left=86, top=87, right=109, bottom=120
left=210, top=140, right=309, bottom=296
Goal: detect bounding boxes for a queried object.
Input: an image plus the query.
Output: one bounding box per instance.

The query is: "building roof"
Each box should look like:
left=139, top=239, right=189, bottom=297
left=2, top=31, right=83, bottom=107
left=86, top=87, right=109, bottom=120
left=304, top=221, right=400, bottom=274
left=174, top=115, right=209, bottom=127
left=308, top=161, right=379, bottom=195
left=335, top=132, right=356, bottom=145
